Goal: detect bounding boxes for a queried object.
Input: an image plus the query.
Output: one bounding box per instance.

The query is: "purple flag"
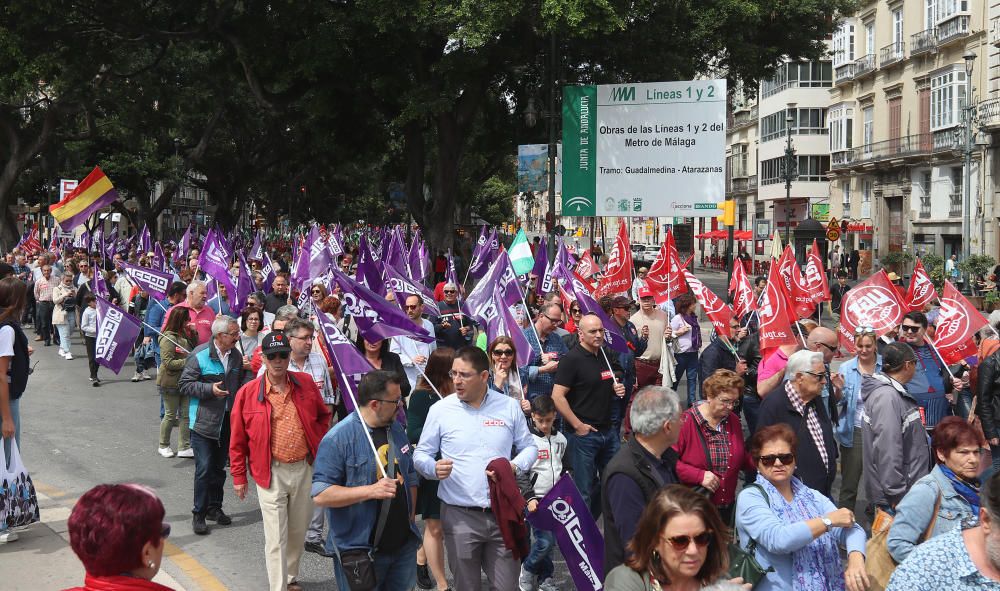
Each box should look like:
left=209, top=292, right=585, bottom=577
left=466, top=250, right=522, bottom=324
left=330, top=268, right=434, bottom=343
left=557, top=238, right=577, bottom=271
left=355, top=234, right=384, bottom=294
left=232, top=252, right=253, bottom=315
left=326, top=227, right=345, bottom=258
left=119, top=261, right=172, bottom=300
left=316, top=311, right=373, bottom=412
left=138, top=225, right=152, bottom=254
left=260, top=252, right=277, bottom=294
left=74, top=231, right=88, bottom=250
left=152, top=242, right=166, bottom=272
left=91, top=270, right=109, bottom=299
left=89, top=228, right=103, bottom=256
left=479, top=295, right=532, bottom=368
left=94, top=296, right=143, bottom=375
left=178, top=226, right=192, bottom=262
left=249, top=231, right=264, bottom=261
left=569, top=278, right=629, bottom=354
left=205, top=276, right=218, bottom=304
left=407, top=229, right=428, bottom=284
left=306, top=225, right=333, bottom=279
left=290, top=235, right=310, bottom=290
left=526, top=475, right=604, bottom=591
left=467, top=227, right=492, bottom=280
left=383, top=227, right=408, bottom=274
left=531, top=237, right=548, bottom=280
left=383, top=264, right=440, bottom=316
left=198, top=228, right=238, bottom=298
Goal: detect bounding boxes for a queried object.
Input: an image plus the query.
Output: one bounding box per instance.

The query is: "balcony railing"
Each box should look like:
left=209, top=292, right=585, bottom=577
left=880, top=41, right=905, bottom=67
left=731, top=105, right=758, bottom=130
left=835, top=63, right=855, bottom=85
left=748, top=175, right=757, bottom=192
left=854, top=54, right=876, bottom=78
left=830, top=132, right=959, bottom=170
left=919, top=198, right=931, bottom=219
left=911, top=28, right=938, bottom=56
left=992, top=16, right=1000, bottom=47
left=979, top=97, right=1000, bottom=129
left=949, top=193, right=962, bottom=217
left=732, top=178, right=749, bottom=193
left=937, top=15, right=971, bottom=45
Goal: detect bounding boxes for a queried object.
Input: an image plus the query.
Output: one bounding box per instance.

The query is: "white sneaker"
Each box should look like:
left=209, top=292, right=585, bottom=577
left=157, top=447, right=175, bottom=458
left=518, top=565, right=536, bottom=591
left=131, top=372, right=142, bottom=382
left=0, top=531, right=18, bottom=543
left=538, top=582, right=560, bottom=591
left=176, top=448, right=194, bottom=458
left=57, top=349, right=66, bottom=358
left=141, top=372, right=152, bottom=381
left=64, top=352, right=73, bottom=360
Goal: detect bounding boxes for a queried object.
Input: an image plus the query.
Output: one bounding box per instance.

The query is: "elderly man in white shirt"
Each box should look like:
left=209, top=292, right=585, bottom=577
left=390, top=293, right=437, bottom=391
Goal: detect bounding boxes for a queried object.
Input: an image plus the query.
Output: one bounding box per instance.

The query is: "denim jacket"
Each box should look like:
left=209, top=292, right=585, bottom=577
left=887, top=464, right=978, bottom=563
left=311, top=412, right=420, bottom=554
left=835, top=354, right=882, bottom=447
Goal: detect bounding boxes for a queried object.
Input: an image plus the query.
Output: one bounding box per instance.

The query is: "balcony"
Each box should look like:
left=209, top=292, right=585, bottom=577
left=731, top=105, right=758, bottom=131
left=979, top=97, right=1000, bottom=130
left=937, top=15, right=971, bottom=46
left=732, top=177, right=749, bottom=194
left=949, top=193, right=962, bottom=218
left=879, top=41, right=905, bottom=67
left=911, top=29, right=938, bottom=56
left=748, top=175, right=757, bottom=192
left=992, top=17, right=1000, bottom=47
left=853, top=54, right=876, bottom=79
left=830, top=132, right=959, bottom=170
left=835, top=63, right=855, bottom=85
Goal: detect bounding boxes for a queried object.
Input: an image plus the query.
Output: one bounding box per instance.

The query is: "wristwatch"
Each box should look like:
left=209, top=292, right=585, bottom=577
left=821, top=516, right=833, bottom=532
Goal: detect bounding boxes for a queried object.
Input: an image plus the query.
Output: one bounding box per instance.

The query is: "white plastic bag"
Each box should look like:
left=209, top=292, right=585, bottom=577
left=0, top=439, right=40, bottom=529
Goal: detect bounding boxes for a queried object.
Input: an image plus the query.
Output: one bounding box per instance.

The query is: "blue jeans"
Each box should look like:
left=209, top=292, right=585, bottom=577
left=56, top=314, right=75, bottom=355
left=190, top=420, right=230, bottom=516
left=333, top=535, right=419, bottom=591
left=564, top=428, right=620, bottom=518
left=2, top=398, right=20, bottom=469
left=522, top=525, right=555, bottom=582
left=673, top=351, right=700, bottom=406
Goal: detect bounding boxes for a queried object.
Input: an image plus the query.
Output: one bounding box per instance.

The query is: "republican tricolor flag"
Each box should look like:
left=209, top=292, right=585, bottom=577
left=49, top=166, right=119, bottom=231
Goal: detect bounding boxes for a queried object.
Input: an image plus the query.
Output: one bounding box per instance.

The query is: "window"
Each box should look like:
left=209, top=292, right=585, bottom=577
left=920, top=171, right=932, bottom=218
left=761, top=107, right=827, bottom=142
left=951, top=166, right=963, bottom=194
left=759, top=155, right=830, bottom=185
left=892, top=9, right=904, bottom=44
left=829, top=105, right=854, bottom=151
left=936, top=0, right=970, bottom=22
left=727, top=144, right=748, bottom=178
left=865, top=22, right=875, bottom=55
left=861, top=180, right=872, bottom=219
left=833, top=21, right=856, bottom=66
left=760, top=61, right=833, bottom=98
left=842, top=181, right=852, bottom=210
left=863, top=106, right=874, bottom=152
left=926, top=0, right=936, bottom=28
left=931, top=68, right=967, bottom=130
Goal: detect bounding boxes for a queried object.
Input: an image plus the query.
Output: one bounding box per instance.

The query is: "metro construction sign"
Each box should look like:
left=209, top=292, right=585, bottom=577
left=562, top=80, right=726, bottom=217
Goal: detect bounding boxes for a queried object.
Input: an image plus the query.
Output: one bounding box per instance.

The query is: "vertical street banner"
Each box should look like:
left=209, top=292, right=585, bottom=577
left=562, top=80, right=726, bottom=218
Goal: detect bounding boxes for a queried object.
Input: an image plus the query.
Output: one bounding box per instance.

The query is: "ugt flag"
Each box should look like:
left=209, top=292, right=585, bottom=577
left=906, top=259, right=938, bottom=311
left=933, top=281, right=988, bottom=364
left=526, top=475, right=604, bottom=591
left=593, top=222, right=632, bottom=300
left=837, top=270, right=907, bottom=353
left=682, top=269, right=733, bottom=338
left=94, top=296, right=142, bottom=374
left=758, top=261, right=798, bottom=352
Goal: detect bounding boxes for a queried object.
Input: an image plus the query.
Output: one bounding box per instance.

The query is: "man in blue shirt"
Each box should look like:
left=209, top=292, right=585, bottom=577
left=312, top=370, right=420, bottom=591
left=414, top=346, right=537, bottom=591
left=898, top=311, right=961, bottom=429
left=519, top=302, right=569, bottom=401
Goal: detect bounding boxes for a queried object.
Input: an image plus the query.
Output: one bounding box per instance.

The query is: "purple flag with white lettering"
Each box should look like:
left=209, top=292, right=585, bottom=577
left=569, top=277, right=629, bottom=354
left=326, top=227, right=344, bottom=259
left=466, top=250, right=522, bottom=324
left=330, top=268, right=434, bottom=343
left=526, top=475, right=604, bottom=591
left=260, top=252, right=277, bottom=294
left=316, top=311, right=373, bottom=412
left=152, top=242, right=166, bottom=272
left=138, top=225, right=152, bottom=254
left=91, top=270, right=109, bottom=300
left=94, top=295, right=143, bottom=375
left=355, top=234, right=384, bottom=294
left=383, top=263, right=440, bottom=316
left=467, top=227, right=493, bottom=281
left=249, top=231, right=264, bottom=261
left=306, top=225, right=332, bottom=279
left=178, top=226, right=192, bottom=262
left=119, top=261, right=172, bottom=300
left=198, top=228, right=238, bottom=298
left=479, top=295, right=532, bottom=368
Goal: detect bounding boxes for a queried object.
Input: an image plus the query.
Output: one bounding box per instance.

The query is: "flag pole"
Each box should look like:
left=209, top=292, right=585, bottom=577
left=599, top=347, right=620, bottom=386
left=139, top=320, right=191, bottom=354
left=336, top=367, right=388, bottom=480
left=926, top=341, right=959, bottom=378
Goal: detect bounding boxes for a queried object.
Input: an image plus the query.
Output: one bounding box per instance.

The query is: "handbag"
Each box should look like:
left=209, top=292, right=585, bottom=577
left=0, top=438, right=40, bottom=530
left=336, top=429, right=397, bottom=591
left=865, top=489, right=942, bottom=591
left=727, top=484, right=773, bottom=588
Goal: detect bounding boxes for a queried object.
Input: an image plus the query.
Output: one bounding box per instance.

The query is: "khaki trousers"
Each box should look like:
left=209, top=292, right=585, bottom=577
left=255, top=459, right=314, bottom=591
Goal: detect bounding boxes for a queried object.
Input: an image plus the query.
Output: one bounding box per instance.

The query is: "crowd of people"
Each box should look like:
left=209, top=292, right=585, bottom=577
left=4, top=235, right=1000, bottom=591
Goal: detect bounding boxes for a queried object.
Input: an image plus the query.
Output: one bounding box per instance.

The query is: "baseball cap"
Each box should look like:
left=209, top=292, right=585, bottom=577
left=638, top=286, right=653, bottom=299
left=261, top=332, right=292, bottom=355
left=610, top=295, right=633, bottom=308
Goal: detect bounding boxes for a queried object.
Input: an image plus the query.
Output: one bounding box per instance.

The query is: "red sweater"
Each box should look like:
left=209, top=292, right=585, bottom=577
left=229, top=371, right=333, bottom=488
left=672, top=406, right=753, bottom=506
left=64, top=574, right=175, bottom=591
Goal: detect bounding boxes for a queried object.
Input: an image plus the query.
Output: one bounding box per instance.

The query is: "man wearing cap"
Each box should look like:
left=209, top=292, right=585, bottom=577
left=603, top=295, right=646, bottom=434
left=230, top=332, right=332, bottom=591
left=630, top=287, right=671, bottom=389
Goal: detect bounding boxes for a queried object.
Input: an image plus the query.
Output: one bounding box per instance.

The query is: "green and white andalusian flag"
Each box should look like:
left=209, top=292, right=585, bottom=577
left=509, top=229, right=535, bottom=276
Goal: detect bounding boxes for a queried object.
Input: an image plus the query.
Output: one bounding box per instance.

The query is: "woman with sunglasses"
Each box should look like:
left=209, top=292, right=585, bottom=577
left=735, top=424, right=867, bottom=591
left=487, top=336, right=527, bottom=411
left=564, top=302, right=582, bottom=334
left=308, top=283, right=327, bottom=313
left=605, top=485, right=731, bottom=591
left=673, top=369, right=753, bottom=526
left=834, top=326, right=881, bottom=512
left=64, top=483, right=175, bottom=591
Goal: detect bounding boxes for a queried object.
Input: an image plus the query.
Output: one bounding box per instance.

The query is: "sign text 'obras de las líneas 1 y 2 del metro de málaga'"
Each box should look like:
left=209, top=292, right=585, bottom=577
left=562, top=80, right=726, bottom=217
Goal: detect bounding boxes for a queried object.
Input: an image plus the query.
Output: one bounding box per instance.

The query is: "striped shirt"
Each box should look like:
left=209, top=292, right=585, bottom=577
left=785, top=380, right=830, bottom=470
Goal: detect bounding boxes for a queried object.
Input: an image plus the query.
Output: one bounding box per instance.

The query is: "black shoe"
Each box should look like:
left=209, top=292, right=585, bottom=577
left=304, top=540, right=334, bottom=558
left=192, top=514, right=209, bottom=535
left=205, top=508, right=232, bottom=525
left=92, top=379, right=100, bottom=387
left=416, top=563, right=433, bottom=589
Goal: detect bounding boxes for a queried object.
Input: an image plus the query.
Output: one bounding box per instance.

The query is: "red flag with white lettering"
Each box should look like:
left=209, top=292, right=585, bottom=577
left=683, top=269, right=733, bottom=338
left=758, top=261, right=798, bottom=351
left=729, top=259, right=757, bottom=319
left=905, top=259, right=938, bottom=311
left=804, top=240, right=830, bottom=303
left=933, top=281, right=988, bottom=364
left=837, top=270, right=908, bottom=353
left=645, top=229, right=687, bottom=304
left=594, top=222, right=633, bottom=299
left=789, top=263, right=818, bottom=318
left=575, top=250, right=599, bottom=279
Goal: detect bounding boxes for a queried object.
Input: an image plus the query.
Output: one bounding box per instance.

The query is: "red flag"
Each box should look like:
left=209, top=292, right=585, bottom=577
left=758, top=261, right=798, bottom=351
left=933, top=281, right=988, bottom=364
left=683, top=269, right=733, bottom=338
left=730, top=260, right=757, bottom=319
left=594, top=222, right=633, bottom=299
left=905, top=259, right=938, bottom=311
left=645, top=229, right=687, bottom=304
left=575, top=250, right=599, bottom=279
left=789, top=263, right=818, bottom=318
left=804, top=240, right=830, bottom=303
left=572, top=271, right=595, bottom=295
left=837, top=270, right=908, bottom=353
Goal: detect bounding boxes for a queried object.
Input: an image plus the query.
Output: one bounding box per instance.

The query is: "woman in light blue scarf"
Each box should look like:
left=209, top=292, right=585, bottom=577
left=836, top=327, right=881, bottom=511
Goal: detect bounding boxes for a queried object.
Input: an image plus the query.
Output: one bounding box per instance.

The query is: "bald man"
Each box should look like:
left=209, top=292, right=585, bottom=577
left=807, top=326, right=845, bottom=422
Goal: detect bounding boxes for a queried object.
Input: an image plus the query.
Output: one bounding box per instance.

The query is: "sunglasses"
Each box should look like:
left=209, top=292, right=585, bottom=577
left=404, top=305, right=420, bottom=310
left=900, top=325, right=921, bottom=333
left=444, top=290, right=457, bottom=294
left=311, top=290, right=323, bottom=295
left=854, top=325, right=875, bottom=335
left=663, top=531, right=713, bottom=551
left=757, top=453, right=795, bottom=467
left=570, top=308, right=581, bottom=314
left=818, top=342, right=839, bottom=353
left=161, top=523, right=171, bottom=539
left=492, top=349, right=514, bottom=357
left=265, top=352, right=290, bottom=360
left=802, top=370, right=827, bottom=382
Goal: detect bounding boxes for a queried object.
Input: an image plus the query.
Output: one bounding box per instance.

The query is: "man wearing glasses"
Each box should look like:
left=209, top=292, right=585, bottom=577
left=755, top=350, right=839, bottom=497
left=897, top=311, right=962, bottom=430
left=230, top=332, right=332, bottom=591
left=390, top=294, right=437, bottom=391
left=314, top=371, right=422, bottom=590
left=519, top=302, right=569, bottom=402
left=433, top=282, right=475, bottom=350
left=414, top=347, right=537, bottom=590
left=806, top=326, right=846, bottom=422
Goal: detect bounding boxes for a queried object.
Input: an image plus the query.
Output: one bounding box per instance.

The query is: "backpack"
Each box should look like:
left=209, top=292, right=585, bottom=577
left=0, top=320, right=30, bottom=400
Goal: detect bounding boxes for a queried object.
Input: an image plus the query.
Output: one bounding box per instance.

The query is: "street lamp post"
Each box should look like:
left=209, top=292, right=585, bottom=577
left=782, top=103, right=797, bottom=245
left=524, top=31, right=559, bottom=262
left=961, top=51, right=975, bottom=293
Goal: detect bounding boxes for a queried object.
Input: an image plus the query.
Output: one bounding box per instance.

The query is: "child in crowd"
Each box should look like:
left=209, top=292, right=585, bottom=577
left=80, top=295, right=100, bottom=387
left=519, top=395, right=567, bottom=591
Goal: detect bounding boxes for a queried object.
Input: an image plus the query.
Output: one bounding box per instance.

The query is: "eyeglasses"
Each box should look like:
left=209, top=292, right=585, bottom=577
left=374, top=398, right=404, bottom=407
left=265, top=352, right=290, bottom=360
left=543, top=315, right=563, bottom=325
left=161, top=523, right=171, bottom=539
left=663, top=531, right=713, bottom=551
left=492, top=349, right=514, bottom=357
left=404, top=304, right=420, bottom=310
left=818, top=342, right=839, bottom=353
left=311, top=289, right=323, bottom=295
left=802, top=370, right=827, bottom=382
left=757, top=453, right=795, bottom=467
left=448, top=370, right=479, bottom=380
left=900, top=324, right=921, bottom=333
left=290, top=334, right=312, bottom=340
left=854, top=325, right=875, bottom=335
left=225, top=331, right=239, bottom=338
left=715, top=398, right=739, bottom=407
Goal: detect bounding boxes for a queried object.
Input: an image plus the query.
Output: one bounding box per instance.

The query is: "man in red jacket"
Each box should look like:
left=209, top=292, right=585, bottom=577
left=230, top=332, right=332, bottom=591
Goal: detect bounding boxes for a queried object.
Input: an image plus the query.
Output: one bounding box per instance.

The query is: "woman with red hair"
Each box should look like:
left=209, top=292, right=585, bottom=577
left=64, top=483, right=174, bottom=591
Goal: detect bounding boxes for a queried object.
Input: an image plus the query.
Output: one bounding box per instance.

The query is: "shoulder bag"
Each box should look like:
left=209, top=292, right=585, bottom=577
left=865, top=487, right=942, bottom=591
left=727, top=483, right=774, bottom=588
left=688, top=407, right=715, bottom=498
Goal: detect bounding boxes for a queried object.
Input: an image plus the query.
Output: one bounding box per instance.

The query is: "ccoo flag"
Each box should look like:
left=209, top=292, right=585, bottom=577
left=119, top=261, right=172, bottom=300
left=94, top=296, right=143, bottom=374
left=526, top=475, right=604, bottom=591
left=49, top=166, right=120, bottom=231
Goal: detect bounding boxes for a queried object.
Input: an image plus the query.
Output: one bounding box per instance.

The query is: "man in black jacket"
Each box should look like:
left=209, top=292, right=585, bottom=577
left=756, top=349, right=838, bottom=498
left=600, top=386, right=680, bottom=577
left=699, top=317, right=748, bottom=392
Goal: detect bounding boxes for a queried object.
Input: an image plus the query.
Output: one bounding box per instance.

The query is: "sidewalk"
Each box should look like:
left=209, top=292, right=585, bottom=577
left=0, top=490, right=187, bottom=591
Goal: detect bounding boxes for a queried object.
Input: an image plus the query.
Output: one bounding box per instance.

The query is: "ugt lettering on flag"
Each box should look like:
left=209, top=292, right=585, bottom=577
left=526, top=475, right=604, bottom=591
left=94, top=296, right=142, bottom=374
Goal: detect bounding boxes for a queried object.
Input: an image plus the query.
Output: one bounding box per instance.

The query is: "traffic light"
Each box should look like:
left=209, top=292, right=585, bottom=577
left=717, top=200, right=736, bottom=226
